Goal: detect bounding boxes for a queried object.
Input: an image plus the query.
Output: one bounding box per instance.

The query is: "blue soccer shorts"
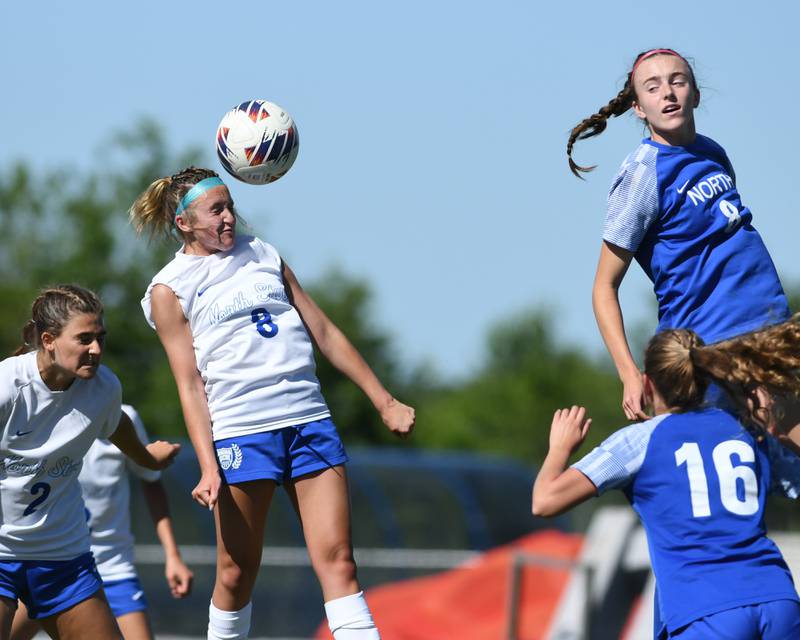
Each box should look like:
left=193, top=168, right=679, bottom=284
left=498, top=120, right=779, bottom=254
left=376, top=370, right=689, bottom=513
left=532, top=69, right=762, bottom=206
left=214, top=417, right=349, bottom=485
left=0, top=552, right=102, bottom=619
left=103, top=576, right=148, bottom=617
left=670, top=599, right=800, bottom=639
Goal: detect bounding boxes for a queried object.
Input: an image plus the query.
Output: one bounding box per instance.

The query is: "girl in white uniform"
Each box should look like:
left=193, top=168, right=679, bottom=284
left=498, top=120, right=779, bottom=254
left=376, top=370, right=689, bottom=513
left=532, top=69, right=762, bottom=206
left=10, top=404, right=194, bottom=640
left=0, top=285, right=179, bottom=640
left=130, top=167, right=415, bottom=640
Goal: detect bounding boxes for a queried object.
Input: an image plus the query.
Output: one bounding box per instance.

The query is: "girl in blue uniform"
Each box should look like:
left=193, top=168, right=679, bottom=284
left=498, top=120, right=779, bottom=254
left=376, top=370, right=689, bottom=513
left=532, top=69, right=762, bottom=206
left=532, top=317, right=800, bottom=639
left=567, top=49, right=789, bottom=421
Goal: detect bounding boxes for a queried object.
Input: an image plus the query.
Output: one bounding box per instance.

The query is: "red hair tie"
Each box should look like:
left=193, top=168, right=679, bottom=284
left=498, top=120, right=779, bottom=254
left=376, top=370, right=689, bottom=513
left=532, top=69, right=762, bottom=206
left=631, top=49, right=685, bottom=79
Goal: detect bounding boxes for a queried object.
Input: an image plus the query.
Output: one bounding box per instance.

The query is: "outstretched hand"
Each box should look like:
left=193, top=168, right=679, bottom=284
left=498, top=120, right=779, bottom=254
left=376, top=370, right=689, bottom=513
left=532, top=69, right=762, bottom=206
left=548, top=406, right=592, bottom=456
left=145, top=441, right=181, bottom=470
left=380, top=398, right=416, bottom=439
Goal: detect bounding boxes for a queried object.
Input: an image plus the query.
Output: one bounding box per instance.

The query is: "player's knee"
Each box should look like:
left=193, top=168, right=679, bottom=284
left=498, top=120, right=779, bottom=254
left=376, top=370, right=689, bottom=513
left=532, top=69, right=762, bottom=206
left=216, top=558, right=258, bottom=594
left=316, top=541, right=357, bottom=579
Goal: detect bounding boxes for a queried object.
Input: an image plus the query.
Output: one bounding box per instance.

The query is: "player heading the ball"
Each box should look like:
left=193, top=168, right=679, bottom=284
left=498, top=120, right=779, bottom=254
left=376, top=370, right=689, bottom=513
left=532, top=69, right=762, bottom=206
left=129, top=167, right=415, bottom=639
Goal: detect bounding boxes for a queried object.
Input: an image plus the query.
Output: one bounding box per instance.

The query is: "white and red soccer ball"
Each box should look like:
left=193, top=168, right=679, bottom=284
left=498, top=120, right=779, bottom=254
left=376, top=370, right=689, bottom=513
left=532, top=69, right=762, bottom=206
left=215, top=100, right=299, bottom=185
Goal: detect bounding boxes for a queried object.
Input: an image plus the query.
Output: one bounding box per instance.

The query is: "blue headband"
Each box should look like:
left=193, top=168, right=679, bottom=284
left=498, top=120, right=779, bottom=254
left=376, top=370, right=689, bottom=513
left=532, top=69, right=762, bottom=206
left=175, top=176, right=226, bottom=217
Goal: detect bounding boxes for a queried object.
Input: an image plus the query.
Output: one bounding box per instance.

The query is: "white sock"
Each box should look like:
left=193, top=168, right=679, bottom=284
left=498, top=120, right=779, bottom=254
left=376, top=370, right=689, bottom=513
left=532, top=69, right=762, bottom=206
left=324, top=591, right=380, bottom=639
left=208, top=601, right=252, bottom=640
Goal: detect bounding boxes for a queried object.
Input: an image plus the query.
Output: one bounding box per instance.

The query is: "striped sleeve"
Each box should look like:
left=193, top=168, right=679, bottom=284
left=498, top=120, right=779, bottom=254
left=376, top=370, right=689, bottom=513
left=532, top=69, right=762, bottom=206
left=603, top=145, right=659, bottom=252
left=572, top=414, right=668, bottom=494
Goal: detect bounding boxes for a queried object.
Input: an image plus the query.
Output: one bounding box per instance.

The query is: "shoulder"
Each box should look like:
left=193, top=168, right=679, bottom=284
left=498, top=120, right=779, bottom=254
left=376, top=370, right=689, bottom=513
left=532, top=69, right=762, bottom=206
left=695, top=134, right=735, bottom=171
left=695, top=134, right=727, bottom=155
left=142, top=261, right=192, bottom=329
left=148, top=250, right=189, bottom=287
left=615, top=142, right=659, bottom=174
left=604, top=144, right=661, bottom=250
left=602, top=413, right=670, bottom=453
left=573, top=414, right=670, bottom=493
left=609, top=143, right=659, bottom=197
left=245, top=235, right=282, bottom=265
left=0, top=353, right=35, bottom=407
left=93, top=365, right=122, bottom=395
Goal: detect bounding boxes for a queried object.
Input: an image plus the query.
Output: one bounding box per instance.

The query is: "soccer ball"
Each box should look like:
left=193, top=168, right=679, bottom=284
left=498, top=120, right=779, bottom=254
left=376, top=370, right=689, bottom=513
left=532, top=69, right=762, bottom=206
left=215, top=100, right=299, bottom=185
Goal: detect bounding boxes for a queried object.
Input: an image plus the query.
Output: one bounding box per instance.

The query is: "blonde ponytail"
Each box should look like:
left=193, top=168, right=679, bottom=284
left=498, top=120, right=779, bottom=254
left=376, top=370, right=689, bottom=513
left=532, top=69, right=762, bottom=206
left=129, top=167, right=220, bottom=241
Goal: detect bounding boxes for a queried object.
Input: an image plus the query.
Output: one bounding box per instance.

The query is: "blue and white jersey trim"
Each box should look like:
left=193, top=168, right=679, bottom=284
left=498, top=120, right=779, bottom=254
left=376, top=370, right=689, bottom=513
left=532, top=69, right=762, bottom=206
left=603, top=143, right=659, bottom=252
left=765, top=434, right=800, bottom=499
left=573, top=414, right=670, bottom=493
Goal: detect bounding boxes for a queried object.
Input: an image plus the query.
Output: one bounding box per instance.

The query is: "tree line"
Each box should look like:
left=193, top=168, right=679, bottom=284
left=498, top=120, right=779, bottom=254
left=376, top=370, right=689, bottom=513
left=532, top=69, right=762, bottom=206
left=2, top=121, right=797, bottom=500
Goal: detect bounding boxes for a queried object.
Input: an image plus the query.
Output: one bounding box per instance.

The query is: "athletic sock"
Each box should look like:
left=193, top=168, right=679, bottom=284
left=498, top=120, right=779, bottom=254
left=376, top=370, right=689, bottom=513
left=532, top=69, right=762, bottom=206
left=324, top=591, right=380, bottom=639
left=208, top=601, right=252, bottom=640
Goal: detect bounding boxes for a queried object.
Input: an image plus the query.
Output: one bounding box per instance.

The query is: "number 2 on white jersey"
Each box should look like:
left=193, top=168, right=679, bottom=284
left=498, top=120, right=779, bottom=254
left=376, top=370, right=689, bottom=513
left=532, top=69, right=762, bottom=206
left=675, top=440, right=759, bottom=517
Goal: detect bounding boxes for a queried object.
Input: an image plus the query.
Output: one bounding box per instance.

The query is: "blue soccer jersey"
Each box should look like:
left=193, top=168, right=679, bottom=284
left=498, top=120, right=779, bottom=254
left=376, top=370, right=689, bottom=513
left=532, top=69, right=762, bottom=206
left=604, top=135, right=789, bottom=344
left=573, top=409, right=800, bottom=634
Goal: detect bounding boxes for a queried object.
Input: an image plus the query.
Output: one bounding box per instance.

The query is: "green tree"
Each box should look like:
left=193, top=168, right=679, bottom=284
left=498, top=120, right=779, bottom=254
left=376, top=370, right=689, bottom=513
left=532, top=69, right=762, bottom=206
left=0, top=121, right=412, bottom=441
left=0, top=119, right=201, bottom=435
left=306, top=268, right=414, bottom=444
left=412, top=309, right=624, bottom=462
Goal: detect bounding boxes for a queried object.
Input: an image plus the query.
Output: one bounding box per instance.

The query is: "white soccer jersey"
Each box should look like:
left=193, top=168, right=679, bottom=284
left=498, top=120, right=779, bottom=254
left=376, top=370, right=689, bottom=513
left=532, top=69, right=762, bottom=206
left=142, top=235, right=330, bottom=441
left=0, top=351, right=122, bottom=560
left=80, top=404, right=160, bottom=582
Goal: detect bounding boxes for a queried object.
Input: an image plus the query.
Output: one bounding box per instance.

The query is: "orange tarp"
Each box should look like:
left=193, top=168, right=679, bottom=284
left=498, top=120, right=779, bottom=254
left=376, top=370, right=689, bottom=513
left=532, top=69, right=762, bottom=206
left=315, top=530, right=583, bottom=640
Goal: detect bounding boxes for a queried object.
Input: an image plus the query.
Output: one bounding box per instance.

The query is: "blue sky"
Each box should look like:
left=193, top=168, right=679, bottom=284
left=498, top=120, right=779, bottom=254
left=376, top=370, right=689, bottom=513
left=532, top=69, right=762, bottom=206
left=2, top=2, right=798, bottom=379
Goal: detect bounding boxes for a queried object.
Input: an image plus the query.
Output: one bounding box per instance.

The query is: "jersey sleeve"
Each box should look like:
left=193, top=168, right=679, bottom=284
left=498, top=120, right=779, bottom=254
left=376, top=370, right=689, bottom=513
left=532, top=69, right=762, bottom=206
left=121, top=405, right=161, bottom=482
left=141, top=280, right=187, bottom=330
left=765, top=435, right=800, bottom=499
left=572, top=415, right=666, bottom=494
left=603, top=158, right=660, bottom=252
left=0, top=360, right=19, bottom=428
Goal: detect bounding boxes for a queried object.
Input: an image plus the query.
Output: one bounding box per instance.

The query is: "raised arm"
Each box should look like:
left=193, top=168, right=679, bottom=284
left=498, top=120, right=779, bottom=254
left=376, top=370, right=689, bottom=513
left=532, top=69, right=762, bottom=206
left=141, top=479, right=194, bottom=598
left=109, top=411, right=180, bottom=470
left=532, top=406, right=597, bottom=517
left=150, top=284, right=220, bottom=508
left=592, top=241, right=649, bottom=421
left=282, top=262, right=415, bottom=438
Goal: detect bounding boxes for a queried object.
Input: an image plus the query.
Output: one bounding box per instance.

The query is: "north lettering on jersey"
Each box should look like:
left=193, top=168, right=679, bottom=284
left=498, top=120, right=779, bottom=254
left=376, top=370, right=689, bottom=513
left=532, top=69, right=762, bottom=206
left=208, top=290, right=254, bottom=325
left=685, top=172, right=734, bottom=206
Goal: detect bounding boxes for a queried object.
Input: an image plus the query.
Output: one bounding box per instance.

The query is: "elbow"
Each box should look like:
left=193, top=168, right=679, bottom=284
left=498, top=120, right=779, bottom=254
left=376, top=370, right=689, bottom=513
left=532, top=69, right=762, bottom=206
left=531, top=493, right=558, bottom=518
left=591, top=279, right=616, bottom=308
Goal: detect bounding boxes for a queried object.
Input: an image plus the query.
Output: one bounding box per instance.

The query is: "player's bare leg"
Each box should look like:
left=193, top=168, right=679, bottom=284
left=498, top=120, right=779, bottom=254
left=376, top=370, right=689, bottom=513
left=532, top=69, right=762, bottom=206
left=8, top=601, right=38, bottom=640
left=288, top=466, right=379, bottom=638
left=115, top=611, right=153, bottom=640
left=38, top=592, right=122, bottom=640
left=287, top=465, right=358, bottom=600
left=0, top=597, right=18, bottom=640
left=207, top=479, right=275, bottom=639
left=212, top=479, right=275, bottom=610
